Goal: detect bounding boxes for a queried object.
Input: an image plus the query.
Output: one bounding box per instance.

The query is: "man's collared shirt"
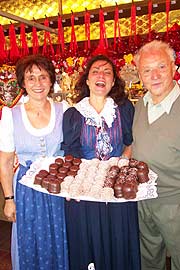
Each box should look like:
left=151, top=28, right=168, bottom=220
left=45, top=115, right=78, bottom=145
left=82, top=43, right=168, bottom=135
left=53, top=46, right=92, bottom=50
left=143, top=82, right=180, bottom=124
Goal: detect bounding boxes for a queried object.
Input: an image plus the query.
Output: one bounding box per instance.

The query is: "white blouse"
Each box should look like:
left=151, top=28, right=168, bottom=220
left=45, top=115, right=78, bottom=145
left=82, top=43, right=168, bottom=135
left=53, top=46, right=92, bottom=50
left=0, top=99, right=69, bottom=152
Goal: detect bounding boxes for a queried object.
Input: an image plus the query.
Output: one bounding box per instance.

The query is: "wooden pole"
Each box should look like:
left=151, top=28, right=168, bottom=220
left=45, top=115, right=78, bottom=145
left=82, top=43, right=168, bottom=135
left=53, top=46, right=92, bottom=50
left=58, top=0, right=63, bottom=15
left=0, top=10, right=58, bottom=35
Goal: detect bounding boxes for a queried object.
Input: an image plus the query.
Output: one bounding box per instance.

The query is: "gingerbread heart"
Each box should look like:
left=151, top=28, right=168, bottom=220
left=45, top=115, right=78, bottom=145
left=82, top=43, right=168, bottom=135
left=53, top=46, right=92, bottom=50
left=0, top=65, right=23, bottom=108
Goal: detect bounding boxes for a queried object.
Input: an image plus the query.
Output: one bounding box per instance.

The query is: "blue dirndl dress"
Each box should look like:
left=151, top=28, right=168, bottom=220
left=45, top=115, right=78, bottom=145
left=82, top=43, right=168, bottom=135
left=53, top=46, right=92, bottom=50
left=11, top=102, right=69, bottom=270
left=62, top=99, right=141, bottom=270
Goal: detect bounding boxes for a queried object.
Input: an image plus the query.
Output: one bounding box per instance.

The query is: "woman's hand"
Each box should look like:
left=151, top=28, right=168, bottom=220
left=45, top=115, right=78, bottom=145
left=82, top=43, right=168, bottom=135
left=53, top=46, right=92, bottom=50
left=4, top=200, right=16, bottom=222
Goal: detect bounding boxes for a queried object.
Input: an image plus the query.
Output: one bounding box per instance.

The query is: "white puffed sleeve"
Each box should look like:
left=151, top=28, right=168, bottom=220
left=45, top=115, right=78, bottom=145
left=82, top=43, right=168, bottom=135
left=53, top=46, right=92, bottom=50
left=0, top=106, right=15, bottom=152
left=62, top=100, right=70, bottom=112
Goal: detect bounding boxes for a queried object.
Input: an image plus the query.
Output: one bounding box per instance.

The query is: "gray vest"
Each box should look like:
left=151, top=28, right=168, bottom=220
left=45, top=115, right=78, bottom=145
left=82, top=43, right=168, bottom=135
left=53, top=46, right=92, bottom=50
left=132, top=95, right=180, bottom=203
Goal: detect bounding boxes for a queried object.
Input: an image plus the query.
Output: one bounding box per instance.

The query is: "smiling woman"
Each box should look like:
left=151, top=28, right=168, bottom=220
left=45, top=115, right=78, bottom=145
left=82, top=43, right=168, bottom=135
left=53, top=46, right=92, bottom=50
left=86, top=59, right=115, bottom=103
left=16, top=55, right=55, bottom=97
left=61, top=54, right=140, bottom=270
left=0, top=54, right=69, bottom=270
left=16, top=56, right=55, bottom=128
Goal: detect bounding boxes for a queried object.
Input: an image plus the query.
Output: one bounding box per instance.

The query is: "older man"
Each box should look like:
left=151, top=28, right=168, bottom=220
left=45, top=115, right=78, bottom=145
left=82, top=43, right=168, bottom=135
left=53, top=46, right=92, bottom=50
left=132, top=40, right=180, bottom=270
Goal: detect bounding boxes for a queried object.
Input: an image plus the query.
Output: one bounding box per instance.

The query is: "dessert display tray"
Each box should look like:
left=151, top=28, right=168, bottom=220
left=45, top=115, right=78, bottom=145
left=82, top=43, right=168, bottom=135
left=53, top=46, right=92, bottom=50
left=19, top=156, right=158, bottom=203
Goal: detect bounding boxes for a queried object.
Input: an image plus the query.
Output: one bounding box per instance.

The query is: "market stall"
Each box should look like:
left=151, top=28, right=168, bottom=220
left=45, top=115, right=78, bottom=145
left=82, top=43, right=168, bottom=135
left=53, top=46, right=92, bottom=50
left=0, top=0, right=180, bottom=221
left=0, top=0, right=179, bottom=111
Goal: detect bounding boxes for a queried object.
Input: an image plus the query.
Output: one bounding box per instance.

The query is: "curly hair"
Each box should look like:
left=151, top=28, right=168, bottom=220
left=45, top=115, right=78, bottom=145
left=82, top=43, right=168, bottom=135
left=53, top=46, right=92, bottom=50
left=16, top=54, right=56, bottom=96
left=74, top=54, right=128, bottom=106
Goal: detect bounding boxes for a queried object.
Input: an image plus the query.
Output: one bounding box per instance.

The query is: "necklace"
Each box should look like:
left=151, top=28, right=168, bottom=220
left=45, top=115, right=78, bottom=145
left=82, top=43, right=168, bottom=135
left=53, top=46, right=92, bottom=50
left=25, top=100, right=50, bottom=118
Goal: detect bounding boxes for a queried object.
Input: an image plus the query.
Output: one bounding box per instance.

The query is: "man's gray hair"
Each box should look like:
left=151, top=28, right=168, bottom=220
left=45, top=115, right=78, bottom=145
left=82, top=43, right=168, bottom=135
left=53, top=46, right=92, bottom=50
left=134, top=40, right=176, bottom=68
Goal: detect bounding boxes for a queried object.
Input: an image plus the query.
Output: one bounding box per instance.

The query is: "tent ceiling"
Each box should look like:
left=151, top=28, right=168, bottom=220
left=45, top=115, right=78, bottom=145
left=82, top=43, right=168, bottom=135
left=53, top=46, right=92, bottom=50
left=0, top=0, right=179, bottom=35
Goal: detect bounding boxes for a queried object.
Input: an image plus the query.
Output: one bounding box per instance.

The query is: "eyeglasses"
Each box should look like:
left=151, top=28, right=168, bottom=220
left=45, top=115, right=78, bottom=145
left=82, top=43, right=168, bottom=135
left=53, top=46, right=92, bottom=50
left=24, top=75, right=50, bottom=84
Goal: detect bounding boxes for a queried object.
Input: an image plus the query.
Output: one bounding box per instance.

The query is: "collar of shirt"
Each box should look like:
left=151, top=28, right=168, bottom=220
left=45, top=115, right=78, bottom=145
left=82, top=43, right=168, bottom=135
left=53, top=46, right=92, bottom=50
left=143, top=82, right=180, bottom=124
left=75, top=97, right=117, bottom=128
left=143, top=82, right=180, bottom=114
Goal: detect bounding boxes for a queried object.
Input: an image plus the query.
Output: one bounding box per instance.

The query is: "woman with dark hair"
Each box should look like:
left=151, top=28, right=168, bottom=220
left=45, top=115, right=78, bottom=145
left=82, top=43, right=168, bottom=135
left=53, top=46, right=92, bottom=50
left=0, top=55, right=69, bottom=270
left=62, top=54, right=141, bottom=270
left=75, top=54, right=126, bottom=105
left=16, top=54, right=56, bottom=97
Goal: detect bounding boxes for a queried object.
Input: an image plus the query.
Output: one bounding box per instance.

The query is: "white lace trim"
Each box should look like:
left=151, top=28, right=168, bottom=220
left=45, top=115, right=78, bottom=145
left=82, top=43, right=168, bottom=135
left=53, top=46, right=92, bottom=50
left=75, top=97, right=117, bottom=128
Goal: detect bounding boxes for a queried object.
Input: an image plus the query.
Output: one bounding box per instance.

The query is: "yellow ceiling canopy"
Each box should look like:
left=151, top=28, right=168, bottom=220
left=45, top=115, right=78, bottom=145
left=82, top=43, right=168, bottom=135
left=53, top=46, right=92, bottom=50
left=0, top=0, right=179, bottom=47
